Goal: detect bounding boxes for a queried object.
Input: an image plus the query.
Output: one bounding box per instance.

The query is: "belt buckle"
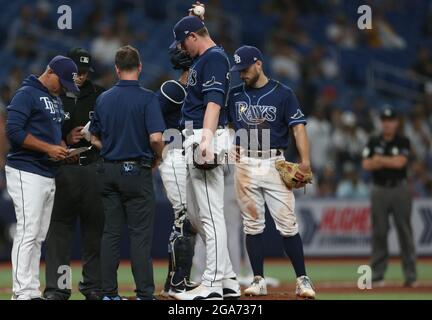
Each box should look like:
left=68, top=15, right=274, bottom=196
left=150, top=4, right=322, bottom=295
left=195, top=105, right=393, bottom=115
left=78, top=156, right=87, bottom=166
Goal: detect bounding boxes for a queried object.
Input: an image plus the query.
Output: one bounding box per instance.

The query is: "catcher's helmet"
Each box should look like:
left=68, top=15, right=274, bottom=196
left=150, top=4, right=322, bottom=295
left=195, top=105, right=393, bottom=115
left=169, top=48, right=193, bottom=71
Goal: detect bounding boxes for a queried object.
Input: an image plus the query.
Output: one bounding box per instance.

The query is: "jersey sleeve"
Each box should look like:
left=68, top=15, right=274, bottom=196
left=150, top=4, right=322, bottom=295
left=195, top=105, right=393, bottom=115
left=89, top=95, right=102, bottom=135
left=145, top=94, right=166, bottom=134
left=283, top=89, right=307, bottom=127
left=6, top=90, right=34, bottom=146
left=201, top=53, right=229, bottom=96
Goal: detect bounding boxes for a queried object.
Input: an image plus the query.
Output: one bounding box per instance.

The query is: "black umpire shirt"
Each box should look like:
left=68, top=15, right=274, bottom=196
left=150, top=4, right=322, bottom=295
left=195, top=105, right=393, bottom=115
left=61, top=79, right=105, bottom=149
left=362, top=134, right=411, bottom=186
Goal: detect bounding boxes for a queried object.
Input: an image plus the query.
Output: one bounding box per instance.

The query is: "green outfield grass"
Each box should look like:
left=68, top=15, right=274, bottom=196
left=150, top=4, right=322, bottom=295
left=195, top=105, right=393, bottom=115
left=0, top=259, right=431, bottom=300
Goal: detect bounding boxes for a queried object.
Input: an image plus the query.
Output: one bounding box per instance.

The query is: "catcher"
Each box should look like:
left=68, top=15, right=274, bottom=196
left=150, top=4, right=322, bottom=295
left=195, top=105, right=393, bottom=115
left=228, top=45, right=316, bottom=299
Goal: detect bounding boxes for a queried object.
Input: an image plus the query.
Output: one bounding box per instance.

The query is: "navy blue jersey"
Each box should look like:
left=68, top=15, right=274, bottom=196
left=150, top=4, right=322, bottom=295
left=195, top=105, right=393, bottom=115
left=228, top=79, right=306, bottom=149
left=156, top=80, right=186, bottom=129
left=89, top=80, right=166, bottom=161
left=6, top=75, right=64, bottom=178
left=181, top=46, right=230, bottom=129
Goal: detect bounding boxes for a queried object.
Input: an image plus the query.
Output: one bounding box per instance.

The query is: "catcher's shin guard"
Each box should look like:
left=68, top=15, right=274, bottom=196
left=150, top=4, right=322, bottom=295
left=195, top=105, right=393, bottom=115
left=168, top=209, right=196, bottom=285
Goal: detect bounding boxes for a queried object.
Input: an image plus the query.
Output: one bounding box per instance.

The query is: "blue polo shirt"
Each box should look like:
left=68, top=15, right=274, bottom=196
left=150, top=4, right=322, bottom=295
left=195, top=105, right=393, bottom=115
left=89, top=80, right=166, bottom=161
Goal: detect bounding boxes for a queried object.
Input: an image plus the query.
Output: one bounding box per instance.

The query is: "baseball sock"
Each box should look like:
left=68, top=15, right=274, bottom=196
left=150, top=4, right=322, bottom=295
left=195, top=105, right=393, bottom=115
left=282, top=233, right=306, bottom=277
left=246, top=233, right=264, bottom=277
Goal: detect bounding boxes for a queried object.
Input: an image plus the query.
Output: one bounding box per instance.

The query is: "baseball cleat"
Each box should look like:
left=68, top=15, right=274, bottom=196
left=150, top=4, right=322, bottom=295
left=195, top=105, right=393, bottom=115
left=168, top=278, right=199, bottom=297
left=222, top=277, right=241, bottom=299
left=295, top=276, right=316, bottom=299
left=238, top=275, right=280, bottom=287
left=244, top=276, right=267, bottom=296
left=172, top=284, right=223, bottom=300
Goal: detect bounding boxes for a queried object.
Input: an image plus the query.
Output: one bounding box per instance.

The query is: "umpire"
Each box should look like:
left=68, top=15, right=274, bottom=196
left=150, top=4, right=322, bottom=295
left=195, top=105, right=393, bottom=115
left=362, top=106, right=417, bottom=287
left=44, top=48, right=105, bottom=300
left=89, top=45, right=165, bottom=300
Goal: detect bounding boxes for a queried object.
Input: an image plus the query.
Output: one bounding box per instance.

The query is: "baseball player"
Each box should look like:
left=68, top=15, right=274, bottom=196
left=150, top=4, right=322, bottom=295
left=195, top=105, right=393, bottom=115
left=169, top=15, right=240, bottom=300
left=228, top=45, right=316, bottom=299
left=157, top=48, right=198, bottom=297
left=5, top=56, right=79, bottom=300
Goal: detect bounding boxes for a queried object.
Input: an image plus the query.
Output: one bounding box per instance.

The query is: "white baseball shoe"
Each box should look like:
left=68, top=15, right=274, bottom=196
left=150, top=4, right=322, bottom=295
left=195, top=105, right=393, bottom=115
left=244, top=276, right=267, bottom=296
left=222, top=277, right=241, bottom=299
left=295, top=275, right=316, bottom=299
left=172, top=284, right=223, bottom=300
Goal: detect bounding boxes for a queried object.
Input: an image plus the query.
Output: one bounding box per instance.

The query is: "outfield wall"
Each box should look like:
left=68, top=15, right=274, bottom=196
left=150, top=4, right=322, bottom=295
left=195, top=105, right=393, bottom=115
left=1, top=189, right=431, bottom=260
left=297, top=199, right=432, bottom=256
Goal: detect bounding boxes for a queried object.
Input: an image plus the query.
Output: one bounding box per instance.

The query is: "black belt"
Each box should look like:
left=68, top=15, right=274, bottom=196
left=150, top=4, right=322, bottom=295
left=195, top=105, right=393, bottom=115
left=63, top=155, right=98, bottom=167
left=374, top=179, right=406, bottom=188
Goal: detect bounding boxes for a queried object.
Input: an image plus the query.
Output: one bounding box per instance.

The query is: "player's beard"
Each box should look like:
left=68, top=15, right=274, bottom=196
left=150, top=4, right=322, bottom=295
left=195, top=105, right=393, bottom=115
left=243, top=70, right=260, bottom=88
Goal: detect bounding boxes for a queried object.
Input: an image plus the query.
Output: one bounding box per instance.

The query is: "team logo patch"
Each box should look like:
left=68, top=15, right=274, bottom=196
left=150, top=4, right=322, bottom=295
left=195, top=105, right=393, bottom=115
left=290, top=109, right=304, bottom=120
left=40, top=97, right=56, bottom=114
left=236, top=101, right=277, bottom=125
left=80, top=56, right=89, bottom=64
left=234, top=54, right=241, bottom=64
left=203, top=76, right=222, bottom=88
left=64, top=112, right=70, bottom=120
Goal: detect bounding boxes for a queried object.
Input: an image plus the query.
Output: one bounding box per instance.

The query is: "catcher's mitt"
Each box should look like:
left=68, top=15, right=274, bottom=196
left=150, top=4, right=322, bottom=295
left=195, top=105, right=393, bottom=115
left=275, top=160, right=313, bottom=190
left=192, top=143, right=224, bottom=170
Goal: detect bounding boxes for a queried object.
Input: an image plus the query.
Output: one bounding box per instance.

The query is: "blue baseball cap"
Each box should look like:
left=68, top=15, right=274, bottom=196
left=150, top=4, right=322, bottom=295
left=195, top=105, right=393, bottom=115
left=230, top=45, right=264, bottom=72
left=48, top=55, right=80, bottom=94
left=169, top=16, right=205, bottom=49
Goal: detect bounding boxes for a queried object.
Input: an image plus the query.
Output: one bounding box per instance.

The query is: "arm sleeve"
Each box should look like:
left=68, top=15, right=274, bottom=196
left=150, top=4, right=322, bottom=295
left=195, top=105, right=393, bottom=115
left=284, top=89, right=307, bottom=127
left=6, top=90, right=33, bottom=146
left=145, top=94, right=166, bottom=134
left=89, top=95, right=101, bottom=135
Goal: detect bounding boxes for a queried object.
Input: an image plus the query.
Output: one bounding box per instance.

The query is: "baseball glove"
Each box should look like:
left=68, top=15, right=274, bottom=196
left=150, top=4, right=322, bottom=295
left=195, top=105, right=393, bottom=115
left=275, top=160, right=313, bottom=190
left=192, top=143, right=224, bottom=170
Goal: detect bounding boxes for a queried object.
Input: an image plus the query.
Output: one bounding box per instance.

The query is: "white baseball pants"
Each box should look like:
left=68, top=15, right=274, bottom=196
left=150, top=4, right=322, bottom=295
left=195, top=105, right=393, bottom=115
left=184, top=128, right=236, bottom=287
left=5, top=166, right=56, bottom=300
left=234, top=153, right=299, bottom=237
left=159, top=148, right=187, bottom=218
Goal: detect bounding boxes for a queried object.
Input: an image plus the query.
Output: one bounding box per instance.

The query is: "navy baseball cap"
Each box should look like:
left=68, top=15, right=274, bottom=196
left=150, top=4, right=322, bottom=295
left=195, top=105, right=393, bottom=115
left=380, top=106, right=398, bottom=120
left=48, top=55, right=79, bottom=94
left=170, top=16, right=205, bottom=49
left=231, top=46, right=264, bottom=72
